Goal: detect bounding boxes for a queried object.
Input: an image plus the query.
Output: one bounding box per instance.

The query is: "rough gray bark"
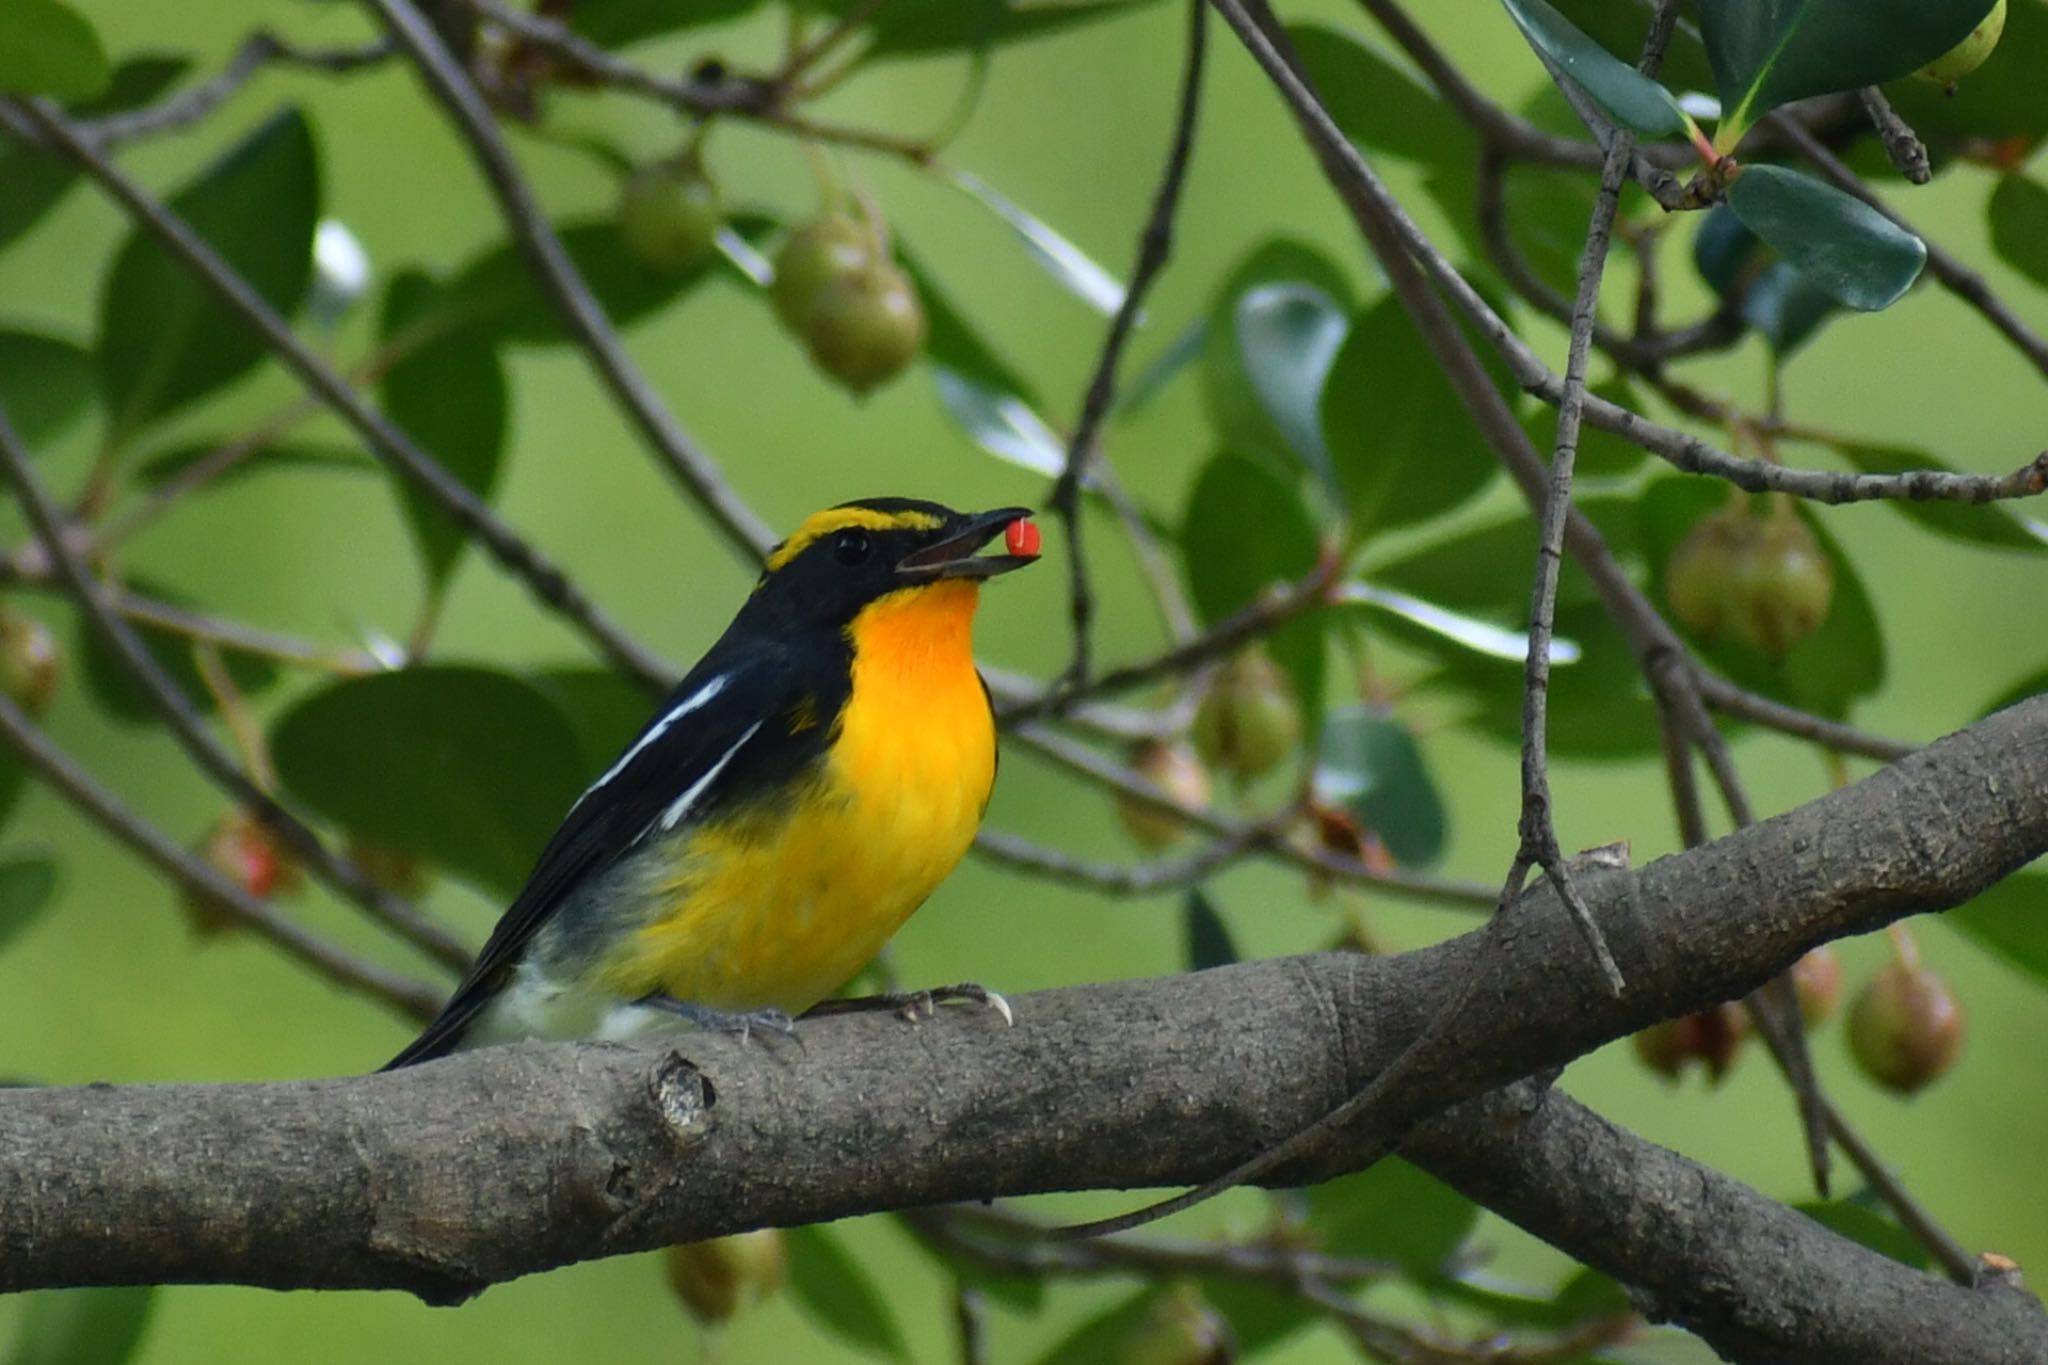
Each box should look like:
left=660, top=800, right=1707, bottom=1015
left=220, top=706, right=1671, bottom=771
left=1, top=698, right=2045, bottom=1365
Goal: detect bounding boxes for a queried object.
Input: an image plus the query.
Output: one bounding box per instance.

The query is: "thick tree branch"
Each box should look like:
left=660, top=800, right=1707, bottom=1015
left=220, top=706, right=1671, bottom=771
left=3, top=698, right=2045, bottom=1364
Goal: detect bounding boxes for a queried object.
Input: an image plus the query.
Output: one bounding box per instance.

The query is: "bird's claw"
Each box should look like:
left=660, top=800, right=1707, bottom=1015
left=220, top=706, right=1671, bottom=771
left=636, top=993, right=803, bottom=1048
left=804, top=981, right=1013, bottom=1026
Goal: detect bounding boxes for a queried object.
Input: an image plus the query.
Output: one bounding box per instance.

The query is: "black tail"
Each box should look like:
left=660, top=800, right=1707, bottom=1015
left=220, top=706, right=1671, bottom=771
left=380, top=996, right=489, bottom=1071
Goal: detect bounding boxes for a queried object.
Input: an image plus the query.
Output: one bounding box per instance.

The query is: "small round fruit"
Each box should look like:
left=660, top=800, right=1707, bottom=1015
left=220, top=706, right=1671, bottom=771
left=664, top=1229, right=787, bottom=1325
left=1848, top=961, right=1964, bottom=1095
left=1632, top=1002, right=1749, bottom=1084
left=1120, top=1283, right=1235, bottom=1365
left=0, top=610, right=60, bottom=716
left=1915, top=0, right=2006, bottom=90
left=1725, top=505, right=1832, bottom=658
left=1116, top=741, right=1212, bottom=852
left=803, top=261, right=926, bottom=395
left=179, top=810, right=303, bottom=938
left=1191, top=650, right=1302, bottom=783
left=617, top=155, right=724, bottom=271
left=771, top=214, right=871, bottom=333
left=1790, top=945, right=1843, bottom=1028
left=1664, top=506, right=1754, bottom=642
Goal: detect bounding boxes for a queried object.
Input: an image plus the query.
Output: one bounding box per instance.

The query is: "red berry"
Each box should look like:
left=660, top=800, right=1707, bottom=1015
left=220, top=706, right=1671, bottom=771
left=1005, top=517, right=1041, bottom=558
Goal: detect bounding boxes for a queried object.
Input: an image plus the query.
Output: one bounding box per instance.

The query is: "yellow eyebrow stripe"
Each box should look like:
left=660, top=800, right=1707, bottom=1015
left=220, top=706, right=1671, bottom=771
left=765, top=506, right=944, bottom=571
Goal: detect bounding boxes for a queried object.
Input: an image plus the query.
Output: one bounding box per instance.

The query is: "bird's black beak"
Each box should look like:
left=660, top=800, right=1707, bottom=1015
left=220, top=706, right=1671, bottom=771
left=896, top=506, right=1040, bottom=582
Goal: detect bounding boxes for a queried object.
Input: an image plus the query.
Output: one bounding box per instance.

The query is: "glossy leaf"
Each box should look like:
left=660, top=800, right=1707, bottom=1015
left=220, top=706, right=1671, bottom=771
left=1314, top=705, right=1447, bottom=866
left=1796, top=1198, right=1931, bottom=1268
left=1235, top=283, right=1348, bottom=489
left=1702, top=0, right=2004, bottom=131
left=1988, top=173, right=2048, bottom=291
left=379, top=272, right=510, bottom=591
left=77, top=580, right=279, bottom=724
left=1820, top=439, right=2048, bottom=552
left=0, top=331, right=94, bottom=447
left=1201, top=239, right=1357, bottom=482
left=98, top=110, right=319, bottom=444
left=1948, top=871, right=2048, bottom=988
left=1725, top=165, right=1925, bottom=312
left=1320, top=294, right=1507, bottom=537
left=951, top=170, right=1126, bottom=317
left=0, top=57, right=188, bottom=248
left=0, top=0, right=108, bottom=99
left=0, top=853, right=57, bottom=954
left=1308, top=1157, right=1481, bottom=1276
left=270, top=666, right=586, bottom=897
left=1342, top=581, right=1581, bottom=668
left=1290, top=24, right=1475, bottom=165
left=1692, top=205, right=1838, bottom=356
left=526, top=667, right=649, bottom=769
left=932, top=367, right=1066, bottom=478
left=9, top=1285, right=154, bottom=1365
left=1184, top=887, right=1237, bottom=971
left=783, top=1225, right=911, bottom=1362
left=1546, top=0, right=1720, bottom=95
left=1500, top=0, right=1687, bottom=136
left=1879, top=1, right=2048, bottom=163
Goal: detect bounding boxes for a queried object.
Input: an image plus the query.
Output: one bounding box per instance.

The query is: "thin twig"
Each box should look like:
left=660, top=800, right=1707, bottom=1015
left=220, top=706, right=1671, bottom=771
left=973, top=826, right=1262, bottom=895
left=1047, top=0, right=1207, bottom=689
left=1858, top=87, right=1932, bottom=185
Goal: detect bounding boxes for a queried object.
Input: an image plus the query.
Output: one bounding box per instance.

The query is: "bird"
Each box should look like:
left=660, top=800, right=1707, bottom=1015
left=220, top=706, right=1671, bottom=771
left=383, top=497, right=1039, bottom=1069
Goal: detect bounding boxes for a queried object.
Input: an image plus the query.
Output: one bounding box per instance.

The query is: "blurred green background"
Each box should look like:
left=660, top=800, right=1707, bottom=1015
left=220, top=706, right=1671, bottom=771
left=3, top=0, right=2046, bottom=1361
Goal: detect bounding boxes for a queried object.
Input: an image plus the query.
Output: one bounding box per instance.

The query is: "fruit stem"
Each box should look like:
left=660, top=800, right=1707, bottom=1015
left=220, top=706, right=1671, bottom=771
left=1885, top=921, right=1921, bottom=971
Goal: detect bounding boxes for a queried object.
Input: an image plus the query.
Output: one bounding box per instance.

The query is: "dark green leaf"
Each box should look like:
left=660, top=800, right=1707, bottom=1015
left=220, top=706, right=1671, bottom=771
left=1113, top=315, right=1206, bottom=418
left=1320, top=294, right=1507, bottom=538
left=0, top=56, right=190, bottom=248
left=0, top=751, right=24, bottom=832
left=1545, top=0, right=1720, bottom=95
left=1524, top=378, right=1646, bottom=478
left=1948, top=871, right=2048, bottom=987
left=783, top=1225, right=911, bottom=1362
left=1201, top=239, right=1356, bottom=483
left=379, top=272, right=510, bottom=590
left=1234, top=283, right=1348, bottom=488
left=1500, top=0, right=1687, bottom=136
left=836, top=0, right=1164, bottom=60
left=1988, top=173, right=2048, bottom=291
left=0, top=853, right=57, bottom=953
left=1314, top=705, right=1447, bottom=866
left=1704, top=0, right=2005, bottom=131
left=1204, top=1278, right=1316, bottom=1356
left=1796, top=1198, right=1931, bottom=1268
left=1691, top=206, right=1839, bottom=356
left=951, top=170, right=1125, bottom=316
left=898, top=245, right=1039, bottom=407
left=77, top=580, right=280, bottom=724
left=0, top=330, right=94, bottom=447
left=567, top=0, right=760, bottom=47
left=9, top=1285, right=154, bottom=1365
left=1878, top=1, right=2048, bottom=163
left=270, top=666, right=586, bottom=897
left=1725, top=165, right=1926, bottom=311
left=1290, top=24, right=1476, bottom=165
left=98, top=110, right=319, bottom=443
left=1819, top=438, right=2048, bottom=552
left=1979, top=662, right=2048, bottom=717
left=1437, top=1266, right=1630, bottom=1330
left=0, top=0, right=108, bottom=99
left=1027, top=1288, right=1156, bottom=1365
left=527, top=666, right=652, bottom=769
left=134, top=439, right=373, bottom=489
left=1308, top=1158, right=1480, bottom=1277
left=1184, top=886, right=1237, bottom=970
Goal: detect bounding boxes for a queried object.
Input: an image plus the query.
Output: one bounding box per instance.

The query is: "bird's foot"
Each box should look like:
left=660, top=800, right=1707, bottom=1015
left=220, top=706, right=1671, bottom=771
left=805, top=982, right=1013, bottom=1026
left=635, top=993, right=802, bottom=1047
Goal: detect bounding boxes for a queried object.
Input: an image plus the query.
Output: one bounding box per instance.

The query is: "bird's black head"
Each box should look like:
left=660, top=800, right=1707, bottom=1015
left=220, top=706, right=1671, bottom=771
left=745, top=497, right=1039, bottom=632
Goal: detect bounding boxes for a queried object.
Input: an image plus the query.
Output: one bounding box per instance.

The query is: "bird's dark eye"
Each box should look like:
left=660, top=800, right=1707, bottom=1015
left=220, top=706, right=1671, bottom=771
left=832, top=529, right=873, bottom=565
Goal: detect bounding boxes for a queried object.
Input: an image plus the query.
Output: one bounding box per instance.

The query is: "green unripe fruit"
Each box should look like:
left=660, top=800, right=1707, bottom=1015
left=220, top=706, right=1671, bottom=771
left=771, top=214, right=871, bottom=333
left=1727, top=506, right=1833, bottom=658
left=1192, top=650, right=1301, bottom=782
left=1849, top=961, right=1964, bottom=1095
left=1790, top=945, right=1843, bottom=1029
left=1915, top=0, right=2006, bottom=90
left=1121, top=1283, right=1236, bottom=1365
left=664, top=1228, right=787, bottom=1325
left=802, top=261, right=926, bottom=395
left=1664, top=508, right=1750, bottom=642
left=1116, top=741, right=1213, bottom=852
left=617, top=156, right=723, bottom=271
left=0, top=609, right=60, bottom=716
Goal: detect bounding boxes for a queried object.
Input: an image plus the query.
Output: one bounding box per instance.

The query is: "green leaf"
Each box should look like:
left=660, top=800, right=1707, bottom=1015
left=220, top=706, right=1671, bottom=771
left=1702, top=0, right=2004, bottom=132
left=932, top=367, right=1065, bottom=478
left=0, top=0, right=108, bottom=100
left=98, top=109, right=319, bottom=444
left=1184, top=887, right=1237, bottom=970
left=1819, top=439, right=2048, bottom=552
left=1437, top=1266, right=1630, bottom=1330
left=134, top=439, right=373, bottom=489
left=1113, top=315, right=1205, bottom=418
left=1343, top=581, right=1580, bottom=669
left=0, top=852, right=58, bottom=954
left=1202, top=239, right=1357, bottom=483
left=1027, top=1288, right=1156, bottom=1365
left=1522, top=377, right=1646, bottom=479
left=1289, top=24, right=1476, bottom=166
left=1499, top=0, right=1687, bottom=136
left=77, top=579, right=280, bottom=724
left=1234, top=283, right=1348, bottom=489
left=1725, top=165, right=1926, bottom=312
left=1692, top=206, right=1839, bottom=356
left=270, top=666, right=587, bottom=897
left=1948, top=871, right=2048, bottom=987
left=0, top=330, right=94, bottom=447
left=838, top=0, right=1164, bottom=60
left=1308, top=1158, right=1480, bottom=1277
left=950, top=170, right=1126, bottom=317
left=783, top=1225, right=911, bottom=1362
left=9, top=1285, right=154, bottom=1365
left=1878, top=3, right=2048, bottom=163
left=526, top=667, right=650, bottom=769
left=1314, top=706, right=1447, bottom=867
left=379, top=272, right=510, bottom=590
left=1979, top=661, right=2048, bottom=717
left=1320, top=294, right=1506, bottom=538
left=1796, top=1198, right=1931, bottom=1269
left=1988, top=173, right=2048, bottom=291
left=567, top=0, right=760, bottom=47
left=0, top=56, right=190, bottom=248
left=897, top=244, right=1040, bottom=407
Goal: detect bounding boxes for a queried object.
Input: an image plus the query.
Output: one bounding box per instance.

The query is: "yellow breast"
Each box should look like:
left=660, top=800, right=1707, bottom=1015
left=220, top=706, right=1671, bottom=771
left=602, top=580, right=996, bottom=1013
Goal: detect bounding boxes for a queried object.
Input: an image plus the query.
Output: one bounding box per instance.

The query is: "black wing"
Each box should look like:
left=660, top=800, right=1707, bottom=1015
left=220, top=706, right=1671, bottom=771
left=383, top=648, right=792, bottom=1068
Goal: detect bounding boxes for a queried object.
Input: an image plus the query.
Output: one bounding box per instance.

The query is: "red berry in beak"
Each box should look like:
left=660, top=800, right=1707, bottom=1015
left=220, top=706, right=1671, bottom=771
left=1005, top=517, right=1041, bottom=558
